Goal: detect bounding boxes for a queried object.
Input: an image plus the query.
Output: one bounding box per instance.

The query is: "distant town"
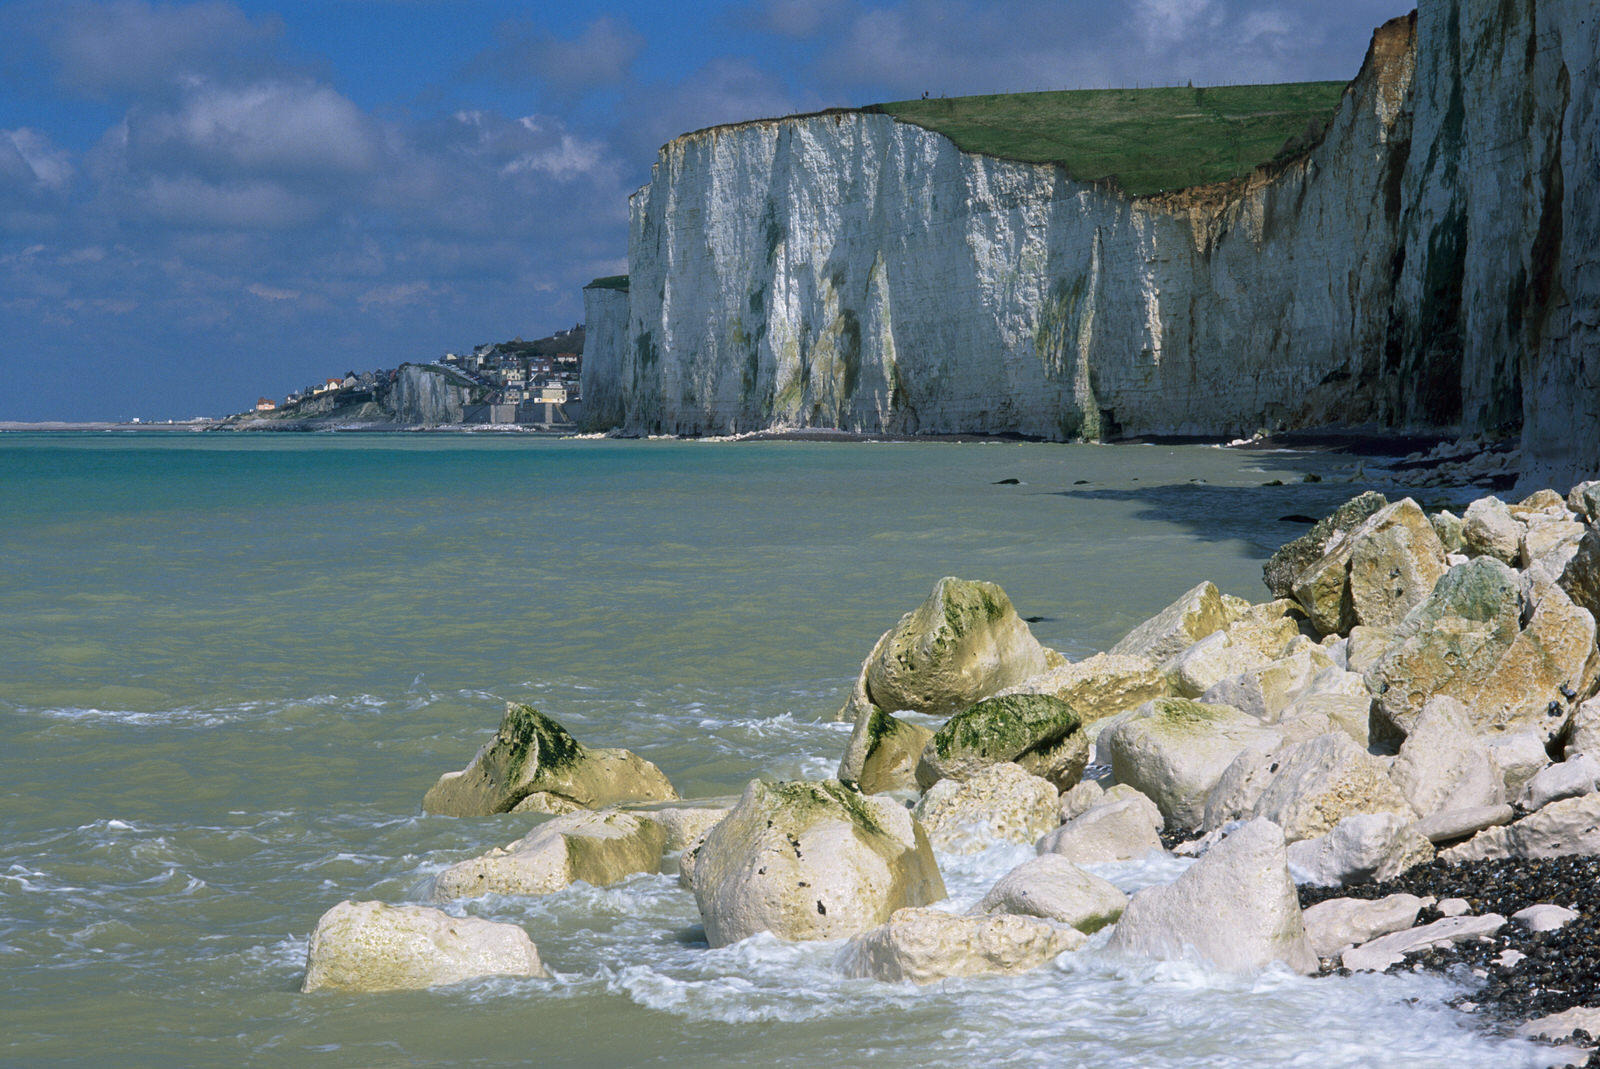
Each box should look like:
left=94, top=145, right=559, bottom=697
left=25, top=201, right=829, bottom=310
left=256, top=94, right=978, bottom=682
left=231, top=326, right=586, bottom=429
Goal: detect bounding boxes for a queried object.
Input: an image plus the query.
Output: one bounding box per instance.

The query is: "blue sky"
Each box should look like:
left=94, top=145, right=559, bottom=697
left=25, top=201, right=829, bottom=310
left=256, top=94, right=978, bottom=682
left=0, top=0, right=1410, bottom=421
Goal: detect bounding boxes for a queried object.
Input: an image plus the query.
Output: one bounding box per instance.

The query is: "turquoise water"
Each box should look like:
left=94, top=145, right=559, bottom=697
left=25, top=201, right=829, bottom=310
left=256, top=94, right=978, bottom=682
left=0, top=434, right=1561, bottom=1067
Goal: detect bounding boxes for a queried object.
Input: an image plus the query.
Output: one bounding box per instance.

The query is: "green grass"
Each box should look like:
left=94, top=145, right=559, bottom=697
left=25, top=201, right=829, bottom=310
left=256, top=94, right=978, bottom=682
left=585, top=275, right=630, bottom=291
left=871, top=81, right=1348, bottom=196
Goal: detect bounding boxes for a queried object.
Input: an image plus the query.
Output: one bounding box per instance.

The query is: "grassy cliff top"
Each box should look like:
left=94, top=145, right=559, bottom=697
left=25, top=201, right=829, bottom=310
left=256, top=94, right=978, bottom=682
left=871, top=81, right=1348, bottom=196
left=584, top=274, right=630, bottom=292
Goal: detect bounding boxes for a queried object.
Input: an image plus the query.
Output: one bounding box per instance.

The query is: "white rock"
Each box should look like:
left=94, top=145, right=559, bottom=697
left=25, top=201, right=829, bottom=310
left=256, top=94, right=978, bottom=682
left=1567, top=695, right=1600, bottom=757
left=1285, top=812, right=1434, bottom=887
left=1105, top=818, right=1317, bottom=975
left=1301, top=893, right=1430, bottom=960
left=1462, top=497, right=1524, bottom=564
left=837, top=907, right=1084, bottom=984
left=433, top=810, right=667, bottom=900
left=1341, top=914, right=1506, bottom=972
left=1036, top=795, right=1164, bottom=865
left=302, top=901, right=546, bottom=993
left=1516, top=1006, right=1600, bottom=1043
left=1390, top=702, right=1506, bottom=817
left=1250, top=732, right=1416, bottom=843
left=913, top=762, right=1059, bottom=854
left=1486, top=730, right=1553, bottom=795
left=973, top=853, right=1127, bottom=933
left=1513, top=904, right=1580, bottom=932
left=1057, top=780, right=1104, bottom=823
left=1202, top=747, right=1279, bottom=833
left=1412, top=804, right=1515, bottom=844
left=1437, top=897, right=1471, bottom=917
left=1442, top=794, right=1600, bottom=861
left=1110, top=582, right=1229, bottom=669
left=1520, top=754, right=1600, bottom=811
left=1100, top=698, right=1282, bottom=829
left=691, top=779, right=946, bottom=947
left=839, top=577, right=1050, bottom=721
left=999, top=652, right=1169, bottom=727
left=644, top=805, right=731, bottom=853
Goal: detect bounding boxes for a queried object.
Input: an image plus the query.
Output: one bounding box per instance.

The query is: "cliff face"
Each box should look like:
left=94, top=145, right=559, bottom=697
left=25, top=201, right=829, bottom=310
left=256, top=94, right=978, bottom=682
left=580, top=284, right=630, bottom=431
left=387, top=364, right=484, bottom=425
left=589, top=0, right=1598, bottom=484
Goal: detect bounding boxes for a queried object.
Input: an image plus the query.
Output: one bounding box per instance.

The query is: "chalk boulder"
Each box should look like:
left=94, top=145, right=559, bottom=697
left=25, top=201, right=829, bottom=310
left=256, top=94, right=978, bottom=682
left=1442, top=794, right=1600, bottom=861
left=1099, top=698, right=1281, bottom=829
left=838, top=577, right=1051, bottom=720
left=302, top=900, right=546, bottom=993
left=1250, top=731, right=1415, bottom=843
left=1000, top=653, right=1169, bottom=727
left=838, top=708, right=934, bottom=794
left=422, top=704, right=677, bottom=817
left=974, top=853, right=1127, bottom=934
left=915, top=694, right=1083, bottom=789
left=1291, top=499, right=1448, bottom=635
left=1263, top=492, right=1388, bottom=600
left=691, top=779, right=945, bottom=947
left=838, top=907, right=1083, bottom=984
left=1105, top=818, right=1317, bottom=975
left=433, top=809, right=666, bottom=900
left=912, top=762, right=1059, bottom=854
left=1302, top=894, right=1431, bottom=960
left=1110, top=582, right=1229, bottom=668
left=1284, top=812, right=1434, bottom=887
left=1037, top=793, right=1164, bottom=865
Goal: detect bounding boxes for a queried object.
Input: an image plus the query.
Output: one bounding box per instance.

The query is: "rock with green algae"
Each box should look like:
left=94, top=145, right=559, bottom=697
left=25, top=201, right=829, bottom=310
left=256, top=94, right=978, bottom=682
left=1262, top=491, right=1388, bottom=600
left=422, top=703, right=678, bottom=817
left=914, top=693, right=1084, bottom=790
left=432, top=809, right=667, bottom=900
left=838, top=707, right=934, bottom=794
left=836, top=577, right=1053, bottom=722
left=1098, top=697, right=1281, bottom=830
left=691, top=778, right=945, bottom=948
left=1289, top=498, right=1449, bottom=635
left=301, top=900, right=546, bottom=993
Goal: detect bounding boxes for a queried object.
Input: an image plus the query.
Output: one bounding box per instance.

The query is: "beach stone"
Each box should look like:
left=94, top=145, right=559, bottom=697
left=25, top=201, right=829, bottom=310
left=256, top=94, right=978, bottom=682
left=1513, top=488, right=1569, bottom=516
left=1522, top=518, right=1585, bottom=574
left=1441, top=794, right=1600, bottom=862
left=1100, top=698, right=1281, bottom=830
left=1105, top=818, right=1317, bottom=975
left=691, top=779, right=945, bottom=947
left=837, top=577, right=1051, bottom=721
left=915, top=694, right=1082, bottom=789
left=1390, top=702, right=1506, bottom=817
left=1555, top=526, right=1600, bottom=625
left=998, top=653, right=1169, bottom=727
left=1368, top=557, right=1598, bottom=743
left=1036, top=795, right=1164, bottom=864
left=433, top=810, right=667, bottom=900
left=1202, top=747, right=1278, bottom=832
left=423, top=703, right=678, bottom=817
left=1485, top=731, right=1552, bottom=795
left=1292, top=499, right=1447, bottom=636
left=912, top=763, right=1059, bottom=854
left=838, top=707, right=933, bottom=795
left=1263, top=491, right=1388, bottom=600
left=1057, top=780, right=1104, bottom=823
left=1514, top=904, right=1580, bottom=932
left=1344, top=625, right=1396, bottom=674
left=302, top=901, right=546, bottom=993
left=837, top=907, right=1083, bottom=984
left=974, top=854, right=1127, bottom=933
left=1518, top=754, right=1600, bottom=811
left=1166, top=632, right=1274, bottom=700
left=1436, top=897, right=1472, bottom=917
left=1109, top=581, right=1228, bottom=668
left=1569, top=481, right=1600, bottom=521
left=1341, top=913, right=1505, bottom=972
left=1462, top=497, right=1525, bottom=564
left=1412, top=804, right=1515, bottom=844
left=1517, top=1005, right=1600, bottom=1043
left=1566, top=695, right=1600, bottom=756
left=642, top=805, right=730, bottom=853
left=1014, top=730, right=1093, bottom=792
left=1250, top=731, right=1415, bottom=843
left=1201, top=644, right=1336, bottom=722
left=1277, top=690, right=1373, bottom=748
left=1301, top=893, right=1430, bottom=960
left=1431, top=510, right=1466, bottom=553
left=1284, top=812, right=1434, bottom=887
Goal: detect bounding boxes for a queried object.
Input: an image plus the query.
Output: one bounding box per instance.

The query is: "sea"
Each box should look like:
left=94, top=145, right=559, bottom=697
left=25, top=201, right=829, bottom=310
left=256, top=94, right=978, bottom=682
left=0, top=432, right=1566, bottom=1068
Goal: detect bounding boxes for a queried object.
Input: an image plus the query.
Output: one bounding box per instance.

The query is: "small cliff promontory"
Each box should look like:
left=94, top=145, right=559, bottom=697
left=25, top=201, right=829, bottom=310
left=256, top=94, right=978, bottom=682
left=582, top=0, right=1598, bottom=487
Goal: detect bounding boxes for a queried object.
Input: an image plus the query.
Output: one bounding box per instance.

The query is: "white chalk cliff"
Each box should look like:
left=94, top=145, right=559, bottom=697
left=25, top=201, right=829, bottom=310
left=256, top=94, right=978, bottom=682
left=582, top=1, right=1598, bottom=486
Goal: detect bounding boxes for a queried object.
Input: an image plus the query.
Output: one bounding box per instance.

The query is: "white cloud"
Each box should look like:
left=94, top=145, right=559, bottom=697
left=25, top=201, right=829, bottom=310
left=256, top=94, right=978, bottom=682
left=247, top=282, right=299, bottom=300
left=358, top=281, right=437, bottom=309
left=132, top=174, right=322, bottom=228
left=478, top=16, right=644, bottom=94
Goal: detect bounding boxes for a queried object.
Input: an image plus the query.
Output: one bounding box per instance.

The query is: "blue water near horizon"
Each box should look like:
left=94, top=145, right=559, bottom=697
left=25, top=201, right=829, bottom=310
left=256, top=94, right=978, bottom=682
left=0, top=433, right=1565, bottom=1067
